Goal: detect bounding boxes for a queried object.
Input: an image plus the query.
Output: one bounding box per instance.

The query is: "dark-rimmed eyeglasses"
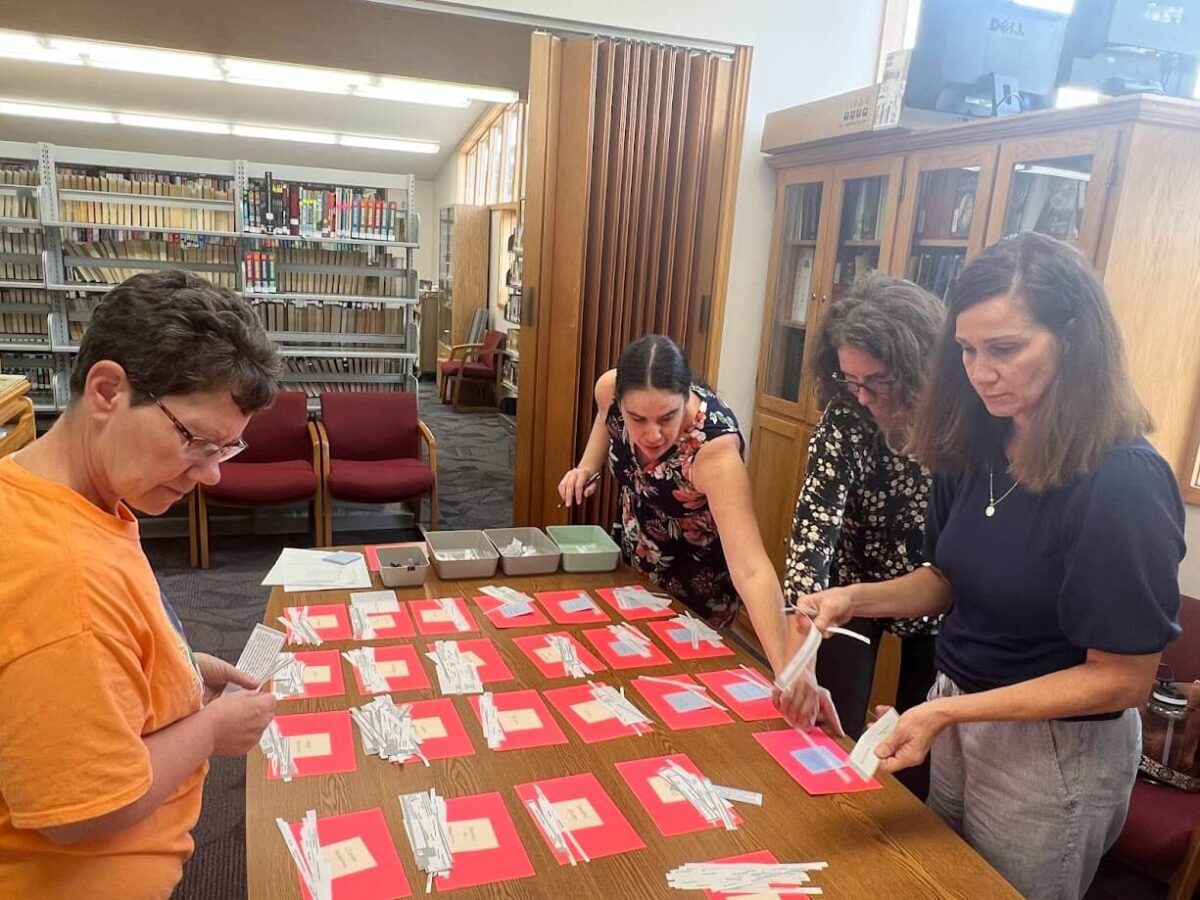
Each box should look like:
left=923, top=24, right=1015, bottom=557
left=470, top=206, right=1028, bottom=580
left=151, top=394, right=248, bottom=463
left=831, top=371, right=896, bottom=400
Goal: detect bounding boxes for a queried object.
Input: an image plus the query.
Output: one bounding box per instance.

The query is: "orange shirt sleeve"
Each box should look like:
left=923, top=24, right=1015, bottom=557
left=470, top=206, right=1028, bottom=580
left=0, top=630, right=154, bottom=830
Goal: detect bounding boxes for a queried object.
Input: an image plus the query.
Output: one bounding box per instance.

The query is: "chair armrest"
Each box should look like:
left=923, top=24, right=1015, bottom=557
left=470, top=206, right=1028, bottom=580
left=447, top=342, right=484, bottom=361
left=307, top=421, right=323, bottom=476
left=314, top=420, right=331, bottom=478
left=418, top=419, right=438, bottom=481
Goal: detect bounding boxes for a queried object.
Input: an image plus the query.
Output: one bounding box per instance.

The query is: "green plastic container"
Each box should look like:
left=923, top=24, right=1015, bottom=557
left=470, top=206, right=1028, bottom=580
left=545, top=525, right=621, bottom=573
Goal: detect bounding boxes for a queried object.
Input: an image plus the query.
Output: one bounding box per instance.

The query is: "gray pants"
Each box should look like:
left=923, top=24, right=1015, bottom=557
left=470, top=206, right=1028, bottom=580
left=926, top=673, right=1140, bottom=900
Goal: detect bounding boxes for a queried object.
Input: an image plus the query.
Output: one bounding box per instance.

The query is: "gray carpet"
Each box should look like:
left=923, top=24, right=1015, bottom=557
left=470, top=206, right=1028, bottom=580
left=153, top=379, right=512, bottom=900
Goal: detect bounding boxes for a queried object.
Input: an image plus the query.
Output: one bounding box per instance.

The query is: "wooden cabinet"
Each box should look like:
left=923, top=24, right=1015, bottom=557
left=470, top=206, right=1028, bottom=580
left=749, top=96, right=1200, bottom=574
left=437, top=204, right=490, bottom=353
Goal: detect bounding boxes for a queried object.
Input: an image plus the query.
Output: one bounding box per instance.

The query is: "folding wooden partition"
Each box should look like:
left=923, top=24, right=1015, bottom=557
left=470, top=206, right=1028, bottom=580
left=513, top=32, right=750, bottom=527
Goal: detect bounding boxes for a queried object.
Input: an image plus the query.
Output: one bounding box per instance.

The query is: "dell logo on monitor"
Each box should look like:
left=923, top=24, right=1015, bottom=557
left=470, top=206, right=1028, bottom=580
left=989, top=17, right=1026, bottom=37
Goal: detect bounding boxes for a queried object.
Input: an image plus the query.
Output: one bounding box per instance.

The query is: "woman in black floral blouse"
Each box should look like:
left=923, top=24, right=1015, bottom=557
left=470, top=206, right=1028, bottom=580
left=783, top=273, right=944, bottom=740
left=559, top=336, right=827, bottom=704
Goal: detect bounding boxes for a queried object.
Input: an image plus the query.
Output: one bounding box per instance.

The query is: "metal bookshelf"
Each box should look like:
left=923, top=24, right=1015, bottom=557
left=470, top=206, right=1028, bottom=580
left=0, top=141, right=422, bottom=414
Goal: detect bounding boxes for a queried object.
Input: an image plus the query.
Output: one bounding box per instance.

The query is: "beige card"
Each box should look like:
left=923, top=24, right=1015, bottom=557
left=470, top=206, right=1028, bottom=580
left=447, top=817, right=499, bottom=853
left=366, top=614, right=395, bottom=629
left=307, top=614, right=338, bottom=629
left=497, top=708, right=541, bottom=732
left=301, top=665, right=331, bottom=684
left=375, top=659, right=409, bottom=679
left=288, top=732, right=332, bottom=759
left=422, top=609, right=455, bottom=623
left=647, top=775, right=686, bottom=804
left=413, top=717, right=448, bottom=740
left=320, top=836, right=377, bottom=878
left=550, top=797, right=603, bottom=830
left=460, top=651, right=485, bottom=667
left=570, top=700, right=615, bottom=724
left=534, top=646, right=562, bottom=664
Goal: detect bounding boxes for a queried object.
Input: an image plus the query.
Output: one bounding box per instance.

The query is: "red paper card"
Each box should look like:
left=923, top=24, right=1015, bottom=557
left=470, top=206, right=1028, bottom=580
left=411, top=597, right=479, bottom=636
left=702, top=850, right=812, bottom=900
left=615, top=753, right=742, bottom=836
left=594, top=584, right=676, bottom=620
left=543, top=682, right=652, bottom=743
left=273, top=650, right=346, bottom=701
left=364, top=542, right=426, bottom=572
left=403, top=698, right=475, bottom=762
left=630, top=674, right=734, bottom=731
left=268, top=710, right=357, bottom=780
left=580, top=624, right=672, bottom=670
left=356, top=603, right=416, bottom=640
left=754, top=727, right=880, bottom=795
left=534, top=589, right=611, bottom=625
left=289, top=807, right=411, bottom=900
left=288, top=604, right=352, bottom=642
left=695, top=668, right=782, bottom=722
left=473, top=593, right=551, bottom=629
left=646, top=618, right=736, bottom=661
left=436, top=791, right=535, bottom=892
left=467, top=689, right=568, bottom=751
left=512, top=632, right=607, bottom=680
left=350, top=644, right=430, bottom=695
left=514, top=772, right=645, bottom=864
left=431, top=637, right=513, bottom=685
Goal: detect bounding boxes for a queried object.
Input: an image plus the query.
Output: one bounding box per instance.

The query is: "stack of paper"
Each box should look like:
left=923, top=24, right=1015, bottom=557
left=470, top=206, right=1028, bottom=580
left=774, top=624, right=822, bottom=692
left=275, top=810, right=332, bottom=900
left=262, top=548, right=372, bottom=593
left=223, top=623, right=288, bottom=695
left=656, top=760, right=738, bottom=831
left=349, top=696, right=428, bottom=765
left=259, top=720, right=297, bottom=782
left=427, top=641, right=484, bottom=695
left=477, top=692, right=504, bottom=749
left=343, top=648, right=390, bottom=695
left=348, top=590, right=401, bottom=640
left=667, top=612, right=722, bottom=649
left=587, top=682, right=652, bottom=734
left=665, top=861, right=828, bottom=894
left=524, top=785, right=590, bottom=866
left=608, top=623, right=653, bottom=658
left=479, top=585, right=536, bottom=619
left=499, top=538, right=538, bottom=557
left=434, top=549, right=480, bottom=561
left=270, top=654, right=307, bottom=699
left=398, top=789, right=454, bottom=891
left=612, top=585, right=672, bottom=611
left=277, top=607, right=323, bottom=646
left=549, top=635, right=593, bottom=678
left=430, top=596, right=472, bottom=632
left=849, top=708, right=899, bottom=779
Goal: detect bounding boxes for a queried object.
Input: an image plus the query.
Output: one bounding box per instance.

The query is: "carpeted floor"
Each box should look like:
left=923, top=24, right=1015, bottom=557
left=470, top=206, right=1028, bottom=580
left=156, top=380, right=513, bottom=900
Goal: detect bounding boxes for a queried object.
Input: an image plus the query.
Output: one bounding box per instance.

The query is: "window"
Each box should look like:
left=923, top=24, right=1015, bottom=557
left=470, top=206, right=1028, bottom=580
left=462, top=101, right=525, bottom=206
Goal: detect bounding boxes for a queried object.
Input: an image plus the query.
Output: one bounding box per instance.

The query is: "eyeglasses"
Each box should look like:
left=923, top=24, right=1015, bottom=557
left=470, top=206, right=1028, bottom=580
left=151, top=394, right=248, bottom=463
left=831, top=371, right=896, bottom=400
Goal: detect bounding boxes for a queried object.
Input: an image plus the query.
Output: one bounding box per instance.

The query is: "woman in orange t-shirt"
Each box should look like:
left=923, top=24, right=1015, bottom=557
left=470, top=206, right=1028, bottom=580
left=0, top=271, right=282, bottom=899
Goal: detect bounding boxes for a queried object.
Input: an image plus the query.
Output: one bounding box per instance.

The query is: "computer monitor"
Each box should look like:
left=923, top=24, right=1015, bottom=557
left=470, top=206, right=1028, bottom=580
left=906, top=0, right=1073, bottom=116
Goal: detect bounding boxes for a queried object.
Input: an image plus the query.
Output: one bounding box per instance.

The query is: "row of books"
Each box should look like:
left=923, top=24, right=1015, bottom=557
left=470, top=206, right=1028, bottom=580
left=243, top=249, right=415, bottom=297
left=244, top=180, right=408, bottom=242
left=0, top=232, right=44, bottom=281
left=784, top=182, right=822, bottom=242
left=283, top=357, right=408, bottom=398
left=0, top=352, right=54, bottom=396
left=63, top=240, right=239, bottom=290
left=0, top=289, right=49, bottom=341
left=251, top=299, right=411, bottom=343
left=1, top=166, right=39, bottom=220
left=66, top=296, right=104, bottom=342
left=56, top=168, right=235, bottom=232
left=907, top=249, right=967, bottom=300
left=914, top=169, right=976, bottom=240
left=839, top=178, right=885, bottom=242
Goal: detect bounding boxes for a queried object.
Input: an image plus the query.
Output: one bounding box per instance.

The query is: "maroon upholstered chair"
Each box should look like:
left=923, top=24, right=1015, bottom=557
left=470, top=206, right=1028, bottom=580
left=438, top=329, right=506, bottom=411
left=316, top=391, right=437, bottom=544
left=189, top=390, right=321, bottom=568
left=1109, top=594, right=1200, bottom=899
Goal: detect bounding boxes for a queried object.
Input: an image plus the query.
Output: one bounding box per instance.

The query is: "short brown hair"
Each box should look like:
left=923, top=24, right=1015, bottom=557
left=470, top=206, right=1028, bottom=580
left=810, top=272, right=944, bottom=414
left=70, top=269, right=281, bottom=413
left=911, top=234, right=1151, bottom=490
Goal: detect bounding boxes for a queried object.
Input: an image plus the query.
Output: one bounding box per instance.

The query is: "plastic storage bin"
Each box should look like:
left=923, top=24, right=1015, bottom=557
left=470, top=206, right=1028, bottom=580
left=484, top=527, right=561, bottom=576
left=376, top=546, right=430, bottom=587
left=425, top=529, right=500, bottom=579
left=545, top=525, right=621, bottom=573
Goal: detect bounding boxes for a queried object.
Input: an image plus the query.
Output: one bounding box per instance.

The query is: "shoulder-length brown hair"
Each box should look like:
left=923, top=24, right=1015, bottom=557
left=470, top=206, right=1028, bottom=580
left=810, top=272, right=943, bottom=422
left=911, top=233, right=1151, bottom=490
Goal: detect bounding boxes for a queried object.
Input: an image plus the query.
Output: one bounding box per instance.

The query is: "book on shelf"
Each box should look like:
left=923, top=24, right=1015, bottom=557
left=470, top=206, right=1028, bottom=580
left=1, top=163, right=39, bottom=219
left=0, top=288, right=50, bottom=343
left=242, top=247, right=415, bottom=297
left=788, top=249, right=814, bottom=323
left=55, top=168, right=235, bottom=232
left=251, top=299, right=409, bottom=348
left=842, top=178, right=884, bottom=242
left=63, top=232, right=238, bottom=289
left=66, top=294, right=105, bottom=342
left=832, top=248, right=878, bottom=292
left=0, top=231, right=44, bottom=281
left=282, top=356, right=408, bottom=398
left=244, top=173, right=407, bottom=242
left=907, top=249, right=966, bottom=300
left=0, top=352, right=54, bottom=404
left=784, top=183, right=822, bottom=242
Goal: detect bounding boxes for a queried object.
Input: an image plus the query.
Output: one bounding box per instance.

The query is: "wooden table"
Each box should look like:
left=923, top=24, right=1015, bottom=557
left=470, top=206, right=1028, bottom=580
left=246, top=561, right=1018, bottom=899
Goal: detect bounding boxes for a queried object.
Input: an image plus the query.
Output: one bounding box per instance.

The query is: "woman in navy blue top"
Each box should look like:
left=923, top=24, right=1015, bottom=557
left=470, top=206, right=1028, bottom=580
left=798, top=234, right=1185, bottom=900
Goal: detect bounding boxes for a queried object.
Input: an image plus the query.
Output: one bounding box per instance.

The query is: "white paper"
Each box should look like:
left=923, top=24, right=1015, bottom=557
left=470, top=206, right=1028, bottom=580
left=849, top=707, right=899, bottom=779
left=224, top=623, right=287, bottom=694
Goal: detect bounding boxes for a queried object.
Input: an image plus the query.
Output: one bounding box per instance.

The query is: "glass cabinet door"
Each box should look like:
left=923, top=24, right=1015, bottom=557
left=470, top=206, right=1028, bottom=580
left=831, top=173, right=892, bottom=299
left=763, top=178, right=825, bottom=405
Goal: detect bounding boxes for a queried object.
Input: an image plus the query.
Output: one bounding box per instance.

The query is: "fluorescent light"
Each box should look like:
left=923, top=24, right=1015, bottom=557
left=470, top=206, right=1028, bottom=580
left=232, top=124, right=338, bottom=145
left=0, top=28, right=517, bottom=108
left=339, top=134, right=438, bottom=154
left=0, top=100, right=113, bottom=123
left=116, top=113, right=231, bottom=134
left=1055, top=86, right=1101, bottom=109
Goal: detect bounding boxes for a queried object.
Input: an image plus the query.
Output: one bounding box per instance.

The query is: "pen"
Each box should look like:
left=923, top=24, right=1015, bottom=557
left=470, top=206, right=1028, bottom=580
left=558, top=471, right=601, bottom=508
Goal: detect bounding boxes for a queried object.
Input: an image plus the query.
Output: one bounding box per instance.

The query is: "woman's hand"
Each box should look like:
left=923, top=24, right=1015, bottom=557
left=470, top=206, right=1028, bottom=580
left=195, top=652, right=258, bottom=704
left=795, top=586, right=857, bottom=637
left=772, top=650, right=845, bottom=737
left=557, top=466, right=598, bottom=508
left=874, top=700, right=953, bottom=773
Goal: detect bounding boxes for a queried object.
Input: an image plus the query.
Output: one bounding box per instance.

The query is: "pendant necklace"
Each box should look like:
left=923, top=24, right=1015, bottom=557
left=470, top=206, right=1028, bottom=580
left=986, top=467, right=1020, bottom=517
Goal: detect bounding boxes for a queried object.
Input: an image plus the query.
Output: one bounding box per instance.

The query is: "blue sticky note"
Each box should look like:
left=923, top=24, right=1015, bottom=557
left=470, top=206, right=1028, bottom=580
left=324, top=551, right=360, bottom=566
left=727, top=681, right=772, bottom=703
left=663, top=690, right=711, bottom=714
left=667, top=627, right=694, bottom=643
left=791, top=746, right=846, bottom=774
left=611, top=641, right=641, bottom=657
left=561, top=596, right=597, bottom=614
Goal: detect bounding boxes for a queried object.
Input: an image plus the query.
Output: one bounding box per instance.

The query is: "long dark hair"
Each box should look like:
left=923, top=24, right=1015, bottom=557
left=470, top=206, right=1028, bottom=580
left=911, top=234, right=1151, bottom=490
left=615, top=335, right=693, bottom=403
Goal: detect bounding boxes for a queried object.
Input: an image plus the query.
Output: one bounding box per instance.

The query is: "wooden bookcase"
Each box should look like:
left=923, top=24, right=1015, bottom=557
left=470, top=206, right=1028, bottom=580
left=749, top=95, right=1200, bottom=573
left=435, top=203, right=490, bottom=365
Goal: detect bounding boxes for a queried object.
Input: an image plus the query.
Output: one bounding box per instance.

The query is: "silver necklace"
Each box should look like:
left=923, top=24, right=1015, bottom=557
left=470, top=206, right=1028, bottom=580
left=986, top=467, right=1019, bottom=517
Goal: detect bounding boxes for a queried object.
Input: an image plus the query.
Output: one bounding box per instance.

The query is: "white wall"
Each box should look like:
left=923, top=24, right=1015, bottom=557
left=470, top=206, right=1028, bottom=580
left=433, top=0, right=885, bottom=428
left=433, top=153, right=461, bottom=286
left=1184, top=507, right=1200, bottom=598
left=413, top=180, right=436, bottom=284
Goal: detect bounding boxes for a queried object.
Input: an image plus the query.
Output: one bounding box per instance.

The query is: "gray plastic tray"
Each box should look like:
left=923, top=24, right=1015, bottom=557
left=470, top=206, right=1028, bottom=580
left=484, top=527, right=561, bottom=576
left=545, top=525, right=621, bottom=573
left=425, top=529, right=500, bottom=579
left=376, top=546, right=429, bottom=587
